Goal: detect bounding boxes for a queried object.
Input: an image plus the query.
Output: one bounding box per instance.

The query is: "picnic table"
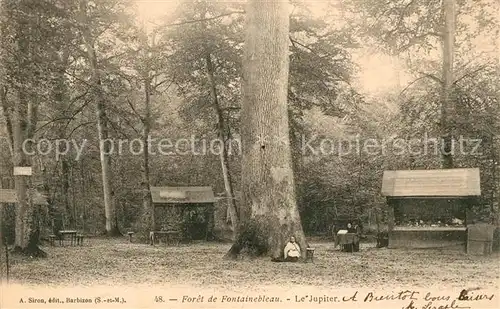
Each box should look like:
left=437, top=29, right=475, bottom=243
left=336, top=233, right=359, bottom=252
left=58, top=230, right=78, bottom=246
left=149, top=230, right=181, bottom=246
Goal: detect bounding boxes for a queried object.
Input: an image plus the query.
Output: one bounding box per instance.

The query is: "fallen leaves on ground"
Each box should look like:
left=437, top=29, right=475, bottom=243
left=6, top=238, right=499, bottom=291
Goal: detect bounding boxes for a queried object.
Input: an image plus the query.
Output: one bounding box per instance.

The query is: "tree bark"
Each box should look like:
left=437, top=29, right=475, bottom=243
left=226, top=0, right=307, bottom=260
left=53, top=50, right=74, bottom=230
left=11, top=90, right=45, bottom=257
left=440, top=0, right=456, bottom=169
left=61, top=159, right=75, bottom=228
left=205, top=53, right=239, bottom=232
left=136, top=25, right=154, bottom=233
left=78, top=0, right=120, bottom=236
left=142, top=67, right=153, bottom=231
left=8, top=11, right=45, bottom=256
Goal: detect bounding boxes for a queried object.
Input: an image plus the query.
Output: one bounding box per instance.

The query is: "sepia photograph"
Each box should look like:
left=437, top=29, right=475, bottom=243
left=0, top=0, right=498, bottom=308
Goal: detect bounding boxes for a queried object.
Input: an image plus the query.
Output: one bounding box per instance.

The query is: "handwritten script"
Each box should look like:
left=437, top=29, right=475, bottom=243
left=172, top=289, right=496, bottom=308
left=6, top=288, right=497, bottom=308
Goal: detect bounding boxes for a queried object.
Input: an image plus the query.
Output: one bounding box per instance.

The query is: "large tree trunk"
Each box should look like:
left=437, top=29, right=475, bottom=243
left=8, top=12, right=45, bottom=256
left=226, top=0, right=307, bottom=260
left=11, top=90, right=45, bottom=257
left=61, top=159, right=75, bottom=228
left=440, top=0, right=456, bottom=169
left=137, top=26, right=154, bottom=233
left=79, top=0, right=120, bottom=236
left=53, top=50, right=74, bottom=230
left=142, top=73, right=153, bottom=231
left=205, top=53, right=239, bottom=232
left=289, top=118, right=305, bottom=217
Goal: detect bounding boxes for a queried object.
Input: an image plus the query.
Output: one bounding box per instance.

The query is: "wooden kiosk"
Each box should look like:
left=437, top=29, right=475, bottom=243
left=150, top=186, right=216, bottom=245
left=381, top=168, right=481, bottom=249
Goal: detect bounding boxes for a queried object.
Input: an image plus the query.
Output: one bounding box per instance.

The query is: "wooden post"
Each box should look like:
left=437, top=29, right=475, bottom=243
left=151, top=204, right=155, bottom=232
left=387, top=198, right=395, bottom=232
left=0, top=203, right=8, bottom=284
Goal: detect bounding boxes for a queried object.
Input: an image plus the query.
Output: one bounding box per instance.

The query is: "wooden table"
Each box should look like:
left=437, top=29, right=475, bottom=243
left=58, top=230, right=77, bottom=246
left=336, top=233, right=359, bottom=252
left=149, top=231, right=181, bottom=246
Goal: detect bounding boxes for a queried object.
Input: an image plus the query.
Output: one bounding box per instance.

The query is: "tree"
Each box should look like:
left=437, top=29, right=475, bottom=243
left=162, top=1, right=356, bottom=236
left=348, top=0, right=498, bottom=169
left=226, top=0, right=307, bottom=259
left=72, top=0, right=135, bottom=236
left=205, top=51, right=239, bottom=231
left=440, top=0, right=456, bottom=168
left=160, top=0, right=244, bottom=233
left=0, top=0, right=62, bottom=256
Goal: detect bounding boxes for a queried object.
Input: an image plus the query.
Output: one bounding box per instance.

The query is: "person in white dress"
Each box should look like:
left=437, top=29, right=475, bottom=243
left=283, top=236, right=301, bottom=262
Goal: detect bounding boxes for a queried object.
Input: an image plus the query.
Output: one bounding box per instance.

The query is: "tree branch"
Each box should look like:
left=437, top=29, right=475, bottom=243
left=157, top=11, right=245, bottom=29
left=453, top=65, right=490, bottom=85
left=67, top=121, right=94, bottom=139
left=417, top=71, right=442, bottom=84
left=126, top=98, right=144, bottom=124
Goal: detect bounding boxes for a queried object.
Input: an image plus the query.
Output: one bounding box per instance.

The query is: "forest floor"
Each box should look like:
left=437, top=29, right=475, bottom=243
left=5, top=237, right=500, bottom=290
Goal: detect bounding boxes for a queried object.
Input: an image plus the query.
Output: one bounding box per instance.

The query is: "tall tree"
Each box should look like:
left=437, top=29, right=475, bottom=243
left=226, top=0, right=307, bottom=259
left=205, top=51, right=239, bottom=231
left=161, top=0, right=244, bottom=233
left=74, top=0, right=131, bottom=236
left=139, top=30, right=154, bottom=234
left=0, top=0, right=58, bottom=256
left=440, top=0, right=456, bottom=168
left=348, top=0, right=498, bottom=169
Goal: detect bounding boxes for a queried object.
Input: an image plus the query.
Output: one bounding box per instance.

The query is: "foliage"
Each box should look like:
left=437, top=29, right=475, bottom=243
left=0, top=0, right=498, bottom=242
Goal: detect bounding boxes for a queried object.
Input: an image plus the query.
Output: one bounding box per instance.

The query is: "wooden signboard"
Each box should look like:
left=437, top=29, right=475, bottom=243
left=13, top=166, right=32, bottom=176
left=159, top=190, right=187, bottom=200
left=151, top=186, right=216, bottom=204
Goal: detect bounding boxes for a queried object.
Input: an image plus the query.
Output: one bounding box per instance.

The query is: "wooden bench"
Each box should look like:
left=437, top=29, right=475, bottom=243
left=306, top=247, right=315, bottom=263
left=150, top=231, right=181, bottom=246
left=76, top=234, right=84, bottom=246
left=127, top=231, right=134, bottom=243
left=58, top=230, right=78, bottom=246
left=49, top=235, right=56, bottom=247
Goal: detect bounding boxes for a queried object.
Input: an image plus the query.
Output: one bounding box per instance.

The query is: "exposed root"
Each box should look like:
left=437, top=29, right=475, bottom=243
left=223, top=221, right=268, bottom=260
left=12, top=245, right=47, bottom=258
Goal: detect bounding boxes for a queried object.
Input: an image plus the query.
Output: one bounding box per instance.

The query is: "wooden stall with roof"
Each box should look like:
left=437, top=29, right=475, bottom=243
left=381, top=168, right=481, bottom=249
left=150, top=186, right=216, bottom=245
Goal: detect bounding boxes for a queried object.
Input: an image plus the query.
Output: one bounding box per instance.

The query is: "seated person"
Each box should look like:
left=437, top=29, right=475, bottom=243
left=283, top=236, right=301, bottom=262
left=353, top=222, right=362, bottom=235
left=344, top=223, right=360, bottom=252
left=346, top=222, right=357, bottom=233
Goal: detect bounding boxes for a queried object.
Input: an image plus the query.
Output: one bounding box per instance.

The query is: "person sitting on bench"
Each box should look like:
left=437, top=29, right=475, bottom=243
left=283, top=236, right=301, bottom=262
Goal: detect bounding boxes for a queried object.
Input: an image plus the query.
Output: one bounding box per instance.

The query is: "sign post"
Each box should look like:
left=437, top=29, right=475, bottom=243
left=2, top=166, right=34, bottom=282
